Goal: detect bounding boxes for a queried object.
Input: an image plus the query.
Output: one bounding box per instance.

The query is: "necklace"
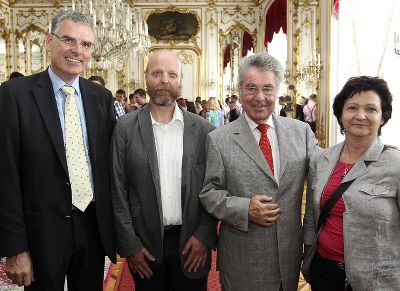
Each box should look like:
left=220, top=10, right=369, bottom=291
left=341, top=162, right=354, bottom=178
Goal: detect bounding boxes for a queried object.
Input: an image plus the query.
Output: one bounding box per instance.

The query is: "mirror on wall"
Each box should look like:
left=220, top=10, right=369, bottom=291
left=220, top=25, right=256, bottom=99
left=18, top=39, right=26, bottom=74
left=31, top=43, right=42, bottom=73
left=0, top=38, right=6, bottom=83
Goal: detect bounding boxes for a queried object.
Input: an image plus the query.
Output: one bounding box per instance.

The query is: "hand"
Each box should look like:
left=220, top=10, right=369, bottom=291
left=126, top=247, right=155, bottom=279
left=248, top=195, right=280, bottom=227
left=5, top=251, right=34, bottom=287
left=182, top=236, right=208, bottom=272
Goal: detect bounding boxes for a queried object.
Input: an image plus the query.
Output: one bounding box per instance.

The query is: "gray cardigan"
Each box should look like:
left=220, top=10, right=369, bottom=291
left=303, top=138, right=400, bottom=290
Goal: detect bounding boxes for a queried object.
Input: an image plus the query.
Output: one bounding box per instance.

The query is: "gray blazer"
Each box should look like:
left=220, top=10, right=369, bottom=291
left=200, top=114, right=318, bottom=291
left=111, top=104, right=217, bottom=279
left=303, top=139, right=400, bottom=290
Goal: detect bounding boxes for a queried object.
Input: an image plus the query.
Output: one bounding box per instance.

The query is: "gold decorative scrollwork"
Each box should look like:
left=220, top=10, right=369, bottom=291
left=221, top=6, right=256, bottom=26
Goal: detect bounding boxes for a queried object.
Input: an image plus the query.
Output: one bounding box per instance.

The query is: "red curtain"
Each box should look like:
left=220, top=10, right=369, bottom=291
left=242, top=31, right=254, bottom=57
left=264, top=0, right=287, bottom=48
left=333, top=0, right=340, bottom=17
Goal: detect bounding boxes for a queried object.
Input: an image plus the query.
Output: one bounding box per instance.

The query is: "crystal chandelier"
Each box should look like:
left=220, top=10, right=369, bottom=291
left=72, top=0, right=151, bottom=69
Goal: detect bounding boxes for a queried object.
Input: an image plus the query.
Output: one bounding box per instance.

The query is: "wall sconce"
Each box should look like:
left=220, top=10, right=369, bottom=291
left=130, top=78, right=139, bottom=89
left=203, top=72, right=216, bottom=88
left=394, top=32, right=400, bottom=55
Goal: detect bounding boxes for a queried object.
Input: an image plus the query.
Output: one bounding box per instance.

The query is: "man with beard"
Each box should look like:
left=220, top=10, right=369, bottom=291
left=111, top=50, right=217, bottom=290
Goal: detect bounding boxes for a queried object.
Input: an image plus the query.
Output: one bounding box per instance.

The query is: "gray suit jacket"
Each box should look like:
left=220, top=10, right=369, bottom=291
left=111, top=104, right=217, bottom=279
left=200, top=114, right=318, bottom=291
left=303, top=139, right=400, bottom=290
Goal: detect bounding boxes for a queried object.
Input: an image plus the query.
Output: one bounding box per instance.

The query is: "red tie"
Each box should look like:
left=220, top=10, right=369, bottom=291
left=257, top=124, right=274, bottom=174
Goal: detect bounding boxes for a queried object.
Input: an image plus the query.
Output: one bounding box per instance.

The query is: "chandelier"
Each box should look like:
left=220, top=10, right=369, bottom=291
left=72, top=0, right=151, bottom=69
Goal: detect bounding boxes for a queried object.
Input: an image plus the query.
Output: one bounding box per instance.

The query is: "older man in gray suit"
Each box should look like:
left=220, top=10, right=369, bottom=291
left=200, top=53, right=319, bottom=291
left=111, top=50, right=217, bottom=291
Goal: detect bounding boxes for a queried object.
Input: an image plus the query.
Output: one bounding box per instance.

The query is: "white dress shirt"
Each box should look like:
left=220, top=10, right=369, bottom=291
left=245, top=113, right=280, bottom=184
left=151, top=103, right=184, bottom=226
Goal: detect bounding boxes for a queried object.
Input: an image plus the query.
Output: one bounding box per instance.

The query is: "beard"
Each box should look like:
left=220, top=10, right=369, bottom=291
left=147, top=85, right=182, bottom=106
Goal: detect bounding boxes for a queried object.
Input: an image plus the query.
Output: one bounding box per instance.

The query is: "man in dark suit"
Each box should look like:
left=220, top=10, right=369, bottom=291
left=0, top=10, right=116, bottom=289
left=111, top=50, right=217, bottom=291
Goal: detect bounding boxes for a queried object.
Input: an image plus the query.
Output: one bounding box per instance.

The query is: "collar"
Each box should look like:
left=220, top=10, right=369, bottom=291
left=244, top=113, right=275, bottom=131
left=150, top=103, right=184, bottom=126
left=48, top=66, right=80, bottom=95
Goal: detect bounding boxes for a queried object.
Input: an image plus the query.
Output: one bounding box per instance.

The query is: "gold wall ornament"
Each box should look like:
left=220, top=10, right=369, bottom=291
left=177, top=51, right=194, bottom=65
left=16, top=9, right=48, bottom=33
left=221, top=6, right=256, bottom=26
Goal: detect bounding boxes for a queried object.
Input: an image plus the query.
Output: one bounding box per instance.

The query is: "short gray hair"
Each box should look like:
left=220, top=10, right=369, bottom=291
left=238, top=53, right=284, bottom=90
left=51, top=10, right=94, bottom=35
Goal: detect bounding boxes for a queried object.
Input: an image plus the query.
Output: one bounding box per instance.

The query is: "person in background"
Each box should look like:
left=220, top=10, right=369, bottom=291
left=303, top=93, right=317, bottom=133
left=199, top=53, right=318, bottom=291
left=0, top=10, right=116, bottom=289
left=206, top=97, right=224, bottom=128
left=177, top=97, right=187, bottom=110
left=195, top=100, right=203, bottom=114
left=9, top=71, right=24, bottom=79
left=88, top=75, right=105, bottom=86
left=114, top=89, right=127, bottom=120
left=300, top=96, right=308, bottom=107
left=128, top=93, right=138, bottom=112
left=303, top=76, right=400, bottom=291
left=280, top=95, right=305, bottom=121
left=227, top=98, right=240, bottom=122
left=111, top=49, right=217, bottom=291
left=133, top=88, right=147, bottom=108
left=187, top=101, right=197, bottom=114
left=199, top=100, right=208, bottom=119
left=230, top=94, right=242, bottom=113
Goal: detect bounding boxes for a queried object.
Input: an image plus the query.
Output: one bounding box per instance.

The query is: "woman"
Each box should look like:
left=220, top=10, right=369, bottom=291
left=303, top=76, right=400, bottom=290
left=206, top=97, right=224, bottom=127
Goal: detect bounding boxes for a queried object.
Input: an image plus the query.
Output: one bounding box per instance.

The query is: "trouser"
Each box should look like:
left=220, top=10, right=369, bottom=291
left=310, top=252, right=353, bottom=291
left=131, top=225, right=207, bottom=291
left=26, top=203, right=105, bottom=291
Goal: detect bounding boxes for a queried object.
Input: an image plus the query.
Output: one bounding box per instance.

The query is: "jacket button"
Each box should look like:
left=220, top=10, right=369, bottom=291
left=66, top=181, right=70, bottom=186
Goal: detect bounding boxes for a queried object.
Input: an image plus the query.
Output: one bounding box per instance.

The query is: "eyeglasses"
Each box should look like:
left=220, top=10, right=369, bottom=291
left=52, top=33, right=94, bottom=51
left=242, top=85, right=276, bottom=97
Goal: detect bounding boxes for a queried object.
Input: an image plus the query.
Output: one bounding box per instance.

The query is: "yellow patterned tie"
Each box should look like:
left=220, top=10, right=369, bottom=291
left=62, top=86, right=93, bottom=212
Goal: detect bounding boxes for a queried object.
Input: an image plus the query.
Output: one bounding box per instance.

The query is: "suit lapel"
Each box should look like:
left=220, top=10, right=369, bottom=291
left=79, top=79, right=99, bottom=169
left=138, top=106, right=163, bottom=218
left=181, top=110, right=197, bottom=211
left=273, top=115, right=291, bottom=179
left=232, top=115, right=274, bottom=179
left=32, top=71, right=68, bottom=175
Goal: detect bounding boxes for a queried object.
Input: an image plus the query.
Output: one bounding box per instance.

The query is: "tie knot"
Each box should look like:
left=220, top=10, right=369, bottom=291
left=61, top=86, right=75, bottom=97
left=257, top=124, right=269, bottom=135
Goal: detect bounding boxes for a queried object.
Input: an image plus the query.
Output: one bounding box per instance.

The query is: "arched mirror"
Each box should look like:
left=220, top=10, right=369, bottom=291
left=18, top=39, right=26, bottom=74
left=31, top=43, right=42, bottom=74
left=17, top=27, right=47, bottom=75
left=0, top=21, right=8, bottom=84
left=220, top=24, right=256, bottom=99
left=0, top=38, right=6, bottom=83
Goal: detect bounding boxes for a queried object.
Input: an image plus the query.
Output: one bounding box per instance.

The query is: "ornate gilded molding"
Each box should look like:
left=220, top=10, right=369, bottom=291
left=221, top=6, right=256, bottom=26
left=16, top=9, right=49, bottom=33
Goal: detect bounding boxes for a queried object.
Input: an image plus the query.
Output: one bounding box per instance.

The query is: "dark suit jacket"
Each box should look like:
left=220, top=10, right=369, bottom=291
left=0, top=70, right=116, bottom=282
left=111, top=104, right=217, bottom=279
